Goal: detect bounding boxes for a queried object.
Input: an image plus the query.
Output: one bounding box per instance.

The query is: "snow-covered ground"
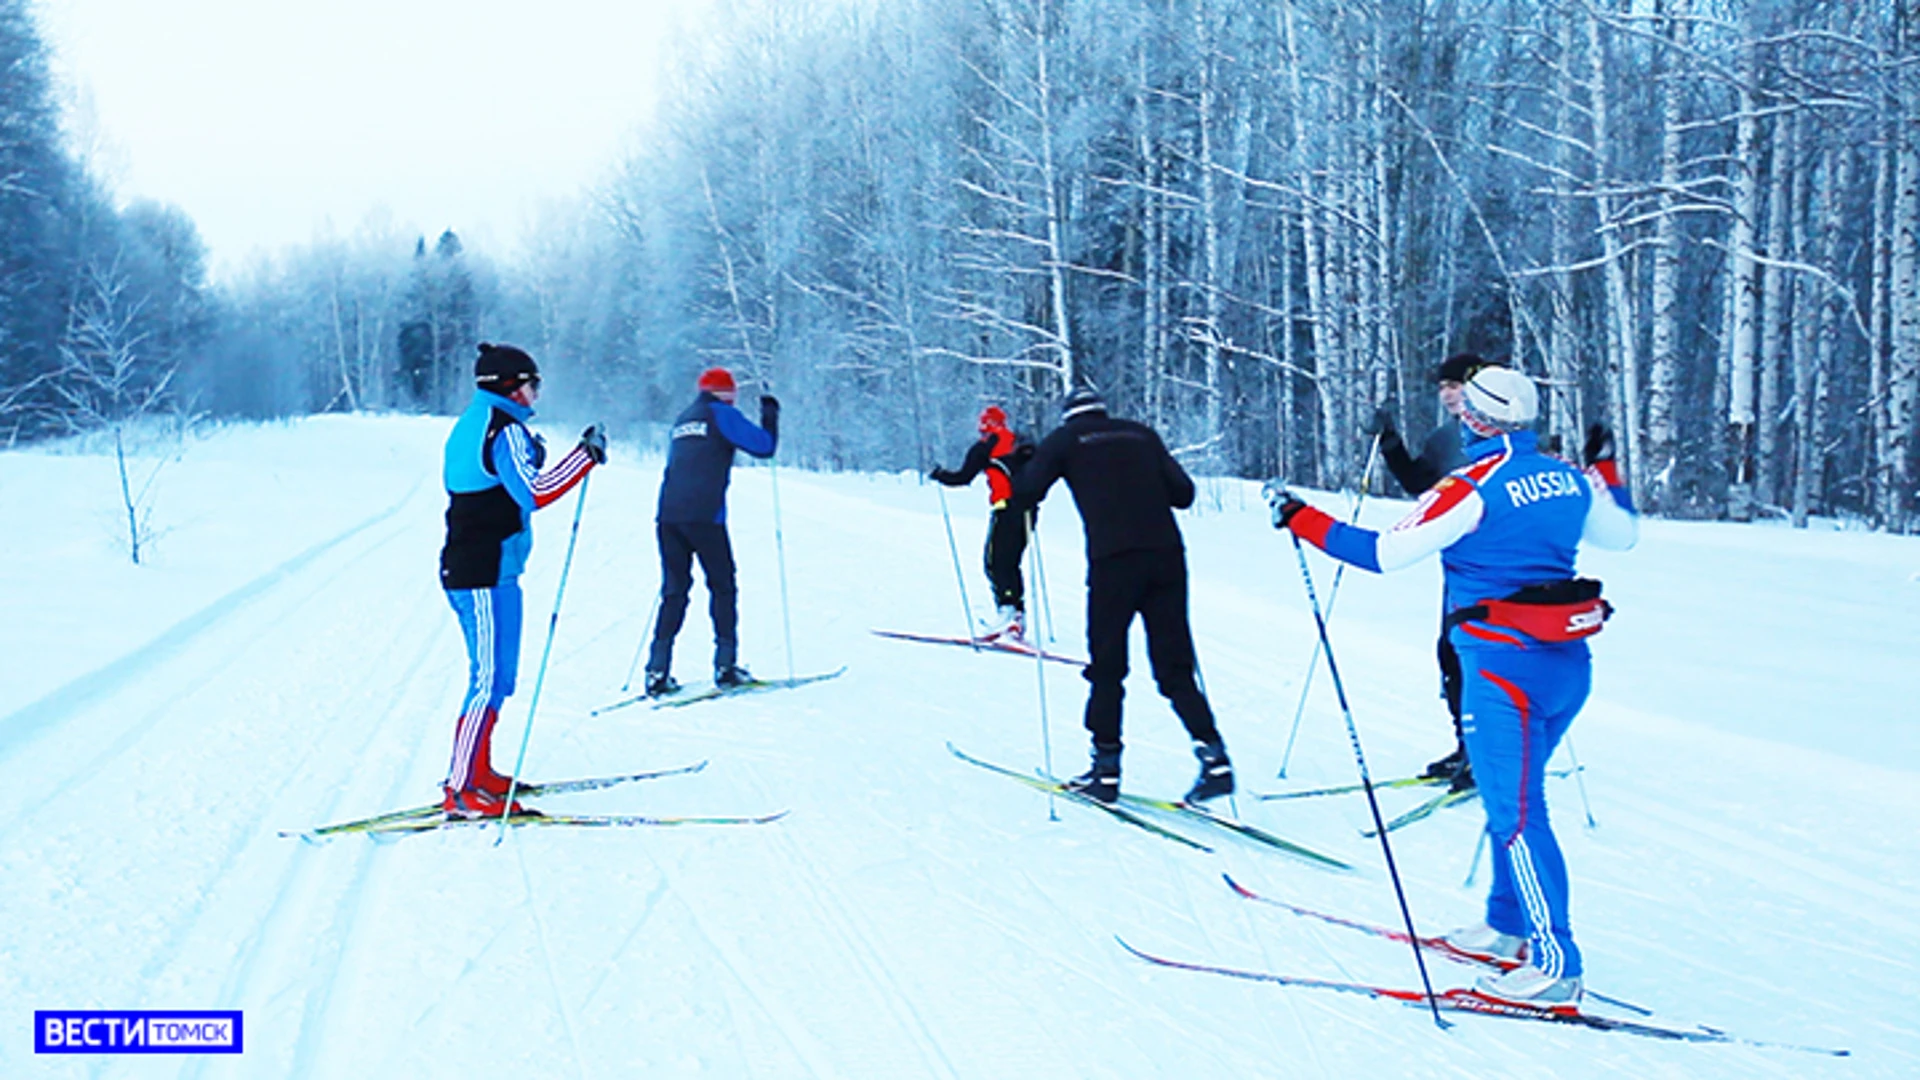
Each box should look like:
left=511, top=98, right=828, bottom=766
left=3, top=414, right=1915, bottom=1078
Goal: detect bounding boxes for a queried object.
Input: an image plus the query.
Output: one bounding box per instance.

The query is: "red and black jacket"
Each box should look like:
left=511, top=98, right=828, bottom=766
left=932, top=425, right=1030, bottom=508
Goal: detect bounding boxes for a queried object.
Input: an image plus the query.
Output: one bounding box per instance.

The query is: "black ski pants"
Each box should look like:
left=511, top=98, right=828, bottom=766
left=1081, top=546, right=1220, bottom=750
left=1437, top=590, right=1464, bottom=741
left=984, top=507, right=1028, bottom=610
left=648, top=521, right=738, bottom=674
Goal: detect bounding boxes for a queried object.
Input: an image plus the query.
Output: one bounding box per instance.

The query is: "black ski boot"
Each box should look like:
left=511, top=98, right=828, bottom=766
left=645, top=670, right=680, bottom=697
left=714, top=664, right=755, bottom=689
left=1185, top=739, right=1235, bottom=804
left=1448, top=760, right=1476, bottom=793
left=1065, top=743, right=1122, bottom=804
left=1423, top=744, right=1468, bottom=782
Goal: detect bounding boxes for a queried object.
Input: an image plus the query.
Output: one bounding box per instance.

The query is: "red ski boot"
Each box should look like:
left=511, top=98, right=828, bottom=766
left=442, top=786, right=532, bottom=819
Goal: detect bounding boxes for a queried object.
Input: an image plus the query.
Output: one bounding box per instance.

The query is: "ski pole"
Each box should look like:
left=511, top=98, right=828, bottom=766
left=498, top=473, right=592, bottom=846
left=1029, top=510, right=1055, bottom=646
left=935, top=485, right=980, bottom=650
left=619, top=589, right=664, bottom=692
left=1464, top=828, right=1488, bottom=887
left=1277, top=432, right=1383, bottom=778
left=769, top=455, right=796, bottom=682
left=1562, top=734, right=1597, bottom=828
left=1285, top=526, right=1448, bottom=1028
left=1026, top=511, right=1057, bottom=821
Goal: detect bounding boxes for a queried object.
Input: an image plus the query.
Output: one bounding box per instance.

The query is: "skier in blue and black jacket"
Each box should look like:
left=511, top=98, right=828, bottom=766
left=1363, top=353, right=1508, bottom=789
left=643, top=366, right=778, bottom=697
left=439, top=343, right=604, bottom=818
left=1270, top=365, right=1636, bottom=1010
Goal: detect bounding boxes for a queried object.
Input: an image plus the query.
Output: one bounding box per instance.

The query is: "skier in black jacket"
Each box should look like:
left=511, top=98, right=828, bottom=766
left=643, top=367, right=778, bottom=696
left=1362, top=352, right=1501, bottom=787
left=1009, top=386, right=1231, bottom=805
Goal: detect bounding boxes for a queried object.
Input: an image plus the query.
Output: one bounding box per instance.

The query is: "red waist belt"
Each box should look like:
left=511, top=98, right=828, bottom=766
left=1445, top=578, right=1612, bottom=643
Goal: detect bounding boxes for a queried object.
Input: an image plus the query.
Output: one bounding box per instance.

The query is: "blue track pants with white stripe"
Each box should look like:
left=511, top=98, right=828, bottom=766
left=445, top=582, right=523, bottom=791
left=1459, top=639, right=1590, bottom=980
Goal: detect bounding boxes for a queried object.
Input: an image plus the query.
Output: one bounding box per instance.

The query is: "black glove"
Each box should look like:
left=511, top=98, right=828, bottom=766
left=929, top=467, right=956, bottom=484
left=1361, top=407, right=1396, bottom=439
left=1582, top=423, right=1615, bottom=466
left=1272, top=493, right=1309, bottom=530
left=578, top=424, right=607, bottom=465
left=1261, top=481, right=1309, bottom=530
left=760, top=394, right=780, bottom=416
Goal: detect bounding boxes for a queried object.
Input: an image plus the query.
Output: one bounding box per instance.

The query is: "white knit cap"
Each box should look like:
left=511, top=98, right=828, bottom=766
left=1461, top=366, right=1538, bottom=430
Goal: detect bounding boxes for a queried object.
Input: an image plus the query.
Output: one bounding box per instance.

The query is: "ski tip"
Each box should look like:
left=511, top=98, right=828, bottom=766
left=1222, top=872, right=1255, bottom=897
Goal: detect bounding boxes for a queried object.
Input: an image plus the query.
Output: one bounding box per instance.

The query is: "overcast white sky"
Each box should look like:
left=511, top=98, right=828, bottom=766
left=35, top=0, right=704, bottom=279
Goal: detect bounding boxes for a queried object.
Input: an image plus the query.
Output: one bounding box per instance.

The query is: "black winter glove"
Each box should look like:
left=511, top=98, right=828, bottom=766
left=1272, top=493, right=1309, bottom=530
left=1582, top=423, right=1616, bottom=466
left=1261, top=481, right=1309, bottom=530
left=1361, top=407, right=1397, bottom=439
left=930, top=467, right=957, bottom=484
left=759, top=394, right=780, bottom=437
left=578, top=424, right=608, bottom=465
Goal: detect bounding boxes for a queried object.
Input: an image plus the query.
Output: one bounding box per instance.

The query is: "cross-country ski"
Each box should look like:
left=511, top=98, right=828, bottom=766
left=870, top=627, right=1085, bottom=666
left=362, top=809, right=791, bottom=837
left=948, top=743, right=1213, bottom=853
left=647, top=665, right=848, bottom=709
left=1115, top=938, right=1848, bottom=1057
left=1362, top=786, right=1480, bottom=836
left=281, top=761, right=710, bottom=840
left=1221, top=873, right=1650, bottom=1016
left=1114, top=792, right=1352, bottom=870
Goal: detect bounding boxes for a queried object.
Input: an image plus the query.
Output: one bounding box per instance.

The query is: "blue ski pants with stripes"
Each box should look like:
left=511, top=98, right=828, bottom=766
left=1458, top=638, right=1590, bottom=980
left=445, top=582, right=523, bottom=790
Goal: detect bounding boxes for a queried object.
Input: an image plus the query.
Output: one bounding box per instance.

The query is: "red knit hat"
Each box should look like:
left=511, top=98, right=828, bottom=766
left=978, top=405, right=1008, bottom=433
left=696, top=367, right=737, bottom=398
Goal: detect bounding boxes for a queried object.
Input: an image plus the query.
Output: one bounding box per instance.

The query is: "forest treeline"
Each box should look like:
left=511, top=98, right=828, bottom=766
left=5, top=0, right=1917, bottom=531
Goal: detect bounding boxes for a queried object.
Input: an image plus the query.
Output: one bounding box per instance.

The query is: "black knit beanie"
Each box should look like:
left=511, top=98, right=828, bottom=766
left=475, top=343, right=539, bottom=392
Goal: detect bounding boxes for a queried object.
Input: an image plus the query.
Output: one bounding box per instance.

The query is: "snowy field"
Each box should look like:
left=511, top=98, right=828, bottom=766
left=2, top=414, right=1916, bottom=1078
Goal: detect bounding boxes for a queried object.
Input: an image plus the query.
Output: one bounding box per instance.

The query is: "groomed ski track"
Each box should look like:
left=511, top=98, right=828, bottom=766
left=0, top=415, right=1910, bottom=1078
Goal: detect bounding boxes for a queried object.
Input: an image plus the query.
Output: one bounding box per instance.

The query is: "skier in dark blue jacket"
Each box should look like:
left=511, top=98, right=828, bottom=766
left=1270, top=366, right=1636, bottom=1008
left=643, top=367, right=779, bottom=696
left=439, top=343, right=604, bottom=818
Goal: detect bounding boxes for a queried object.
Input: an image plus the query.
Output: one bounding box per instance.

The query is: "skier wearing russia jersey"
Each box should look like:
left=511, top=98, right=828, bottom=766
left=641, top=367, right=779, bottom=698
left=930, top=405, right=1034, bottom=640
left=439, top=343, right=604, bottom=818
left=1269, top=365, right=1637, bottom=1008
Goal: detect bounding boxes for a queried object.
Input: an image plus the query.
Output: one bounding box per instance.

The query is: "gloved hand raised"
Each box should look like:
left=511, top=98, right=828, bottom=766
left=1361, top=407, right=1397, bottom=439
left=1261, top=481, right=1310, bottom=530
left=578, top=424, right=608, bottom=465
left=1582, top=423, right=1615, bottom=466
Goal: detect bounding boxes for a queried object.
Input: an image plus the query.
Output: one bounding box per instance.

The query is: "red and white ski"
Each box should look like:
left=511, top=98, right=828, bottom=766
left=870, top=628, right=1084, bottom=666
left=1115, top=937, right=1848, bottom=1056
left=1222, top=873, right=1646, bottom=1015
